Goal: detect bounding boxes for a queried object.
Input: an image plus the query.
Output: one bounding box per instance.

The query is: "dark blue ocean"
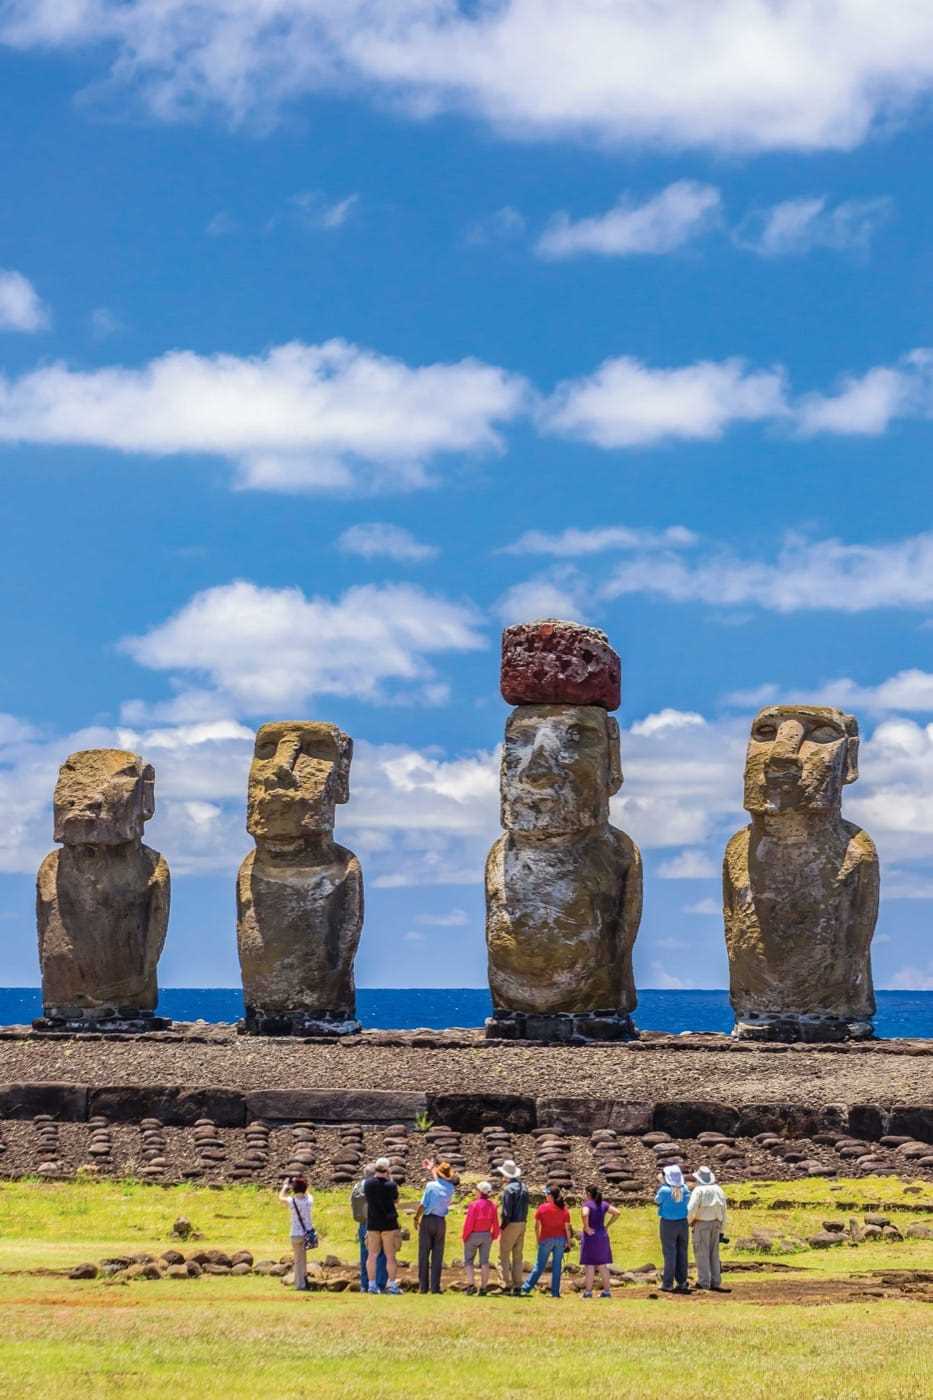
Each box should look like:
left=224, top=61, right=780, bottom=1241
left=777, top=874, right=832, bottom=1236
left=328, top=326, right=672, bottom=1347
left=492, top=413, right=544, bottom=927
left=0, top=988, right=929, bottom=1037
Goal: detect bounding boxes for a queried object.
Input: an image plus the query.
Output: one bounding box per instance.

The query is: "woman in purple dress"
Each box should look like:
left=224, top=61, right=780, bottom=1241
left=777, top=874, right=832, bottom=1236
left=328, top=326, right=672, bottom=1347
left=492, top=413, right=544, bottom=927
left=579, top=1186, right=619, bottom=1297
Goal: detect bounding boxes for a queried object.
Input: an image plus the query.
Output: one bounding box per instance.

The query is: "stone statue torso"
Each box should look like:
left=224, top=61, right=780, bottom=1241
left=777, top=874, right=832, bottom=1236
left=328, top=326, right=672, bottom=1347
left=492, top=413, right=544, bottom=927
left=37, top=843, right=170, bottom=1015
left=724, top=818, right=878, bottom=1021
left=485, top=827, right=641, bottom=1014
left=236, top=844, right=363, bottom=1016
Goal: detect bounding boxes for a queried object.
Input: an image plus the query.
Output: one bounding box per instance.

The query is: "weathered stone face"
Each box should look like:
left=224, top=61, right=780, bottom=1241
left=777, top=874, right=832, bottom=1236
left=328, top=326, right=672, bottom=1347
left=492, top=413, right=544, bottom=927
left=246, top=722, right=352, bottom=846
left=501, top=705, right=622, bottom=835
left=38, top=749, right=169, bottom=1022
left=501, top=619, right=621, bottom=710
left=486, top=684, right=641, bottom=1025
left=53, top=749, right=155, bottom=846
left=724, top=704, right=879, bottom=1041
left=237, top=721, right=363, bottom=1032
left=743, top=705, right=858, bottom=814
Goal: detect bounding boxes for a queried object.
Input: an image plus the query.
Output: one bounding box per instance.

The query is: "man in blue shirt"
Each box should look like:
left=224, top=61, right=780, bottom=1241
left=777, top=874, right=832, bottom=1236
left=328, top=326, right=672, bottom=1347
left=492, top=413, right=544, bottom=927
left=415, top=1161, right=455, bottom=1294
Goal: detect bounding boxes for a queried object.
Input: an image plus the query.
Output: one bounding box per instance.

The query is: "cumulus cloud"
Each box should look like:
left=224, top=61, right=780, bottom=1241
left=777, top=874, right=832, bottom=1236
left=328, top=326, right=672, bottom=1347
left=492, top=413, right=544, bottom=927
left=501, top=525, right=697, bottom=557
left=0, top=269, right=48, bottom=332
left=119, top=579, right=486, bottom=715
left=539, top=356, right=788, bottom=448
left=658, top=849, right=719, bottom=880
left=536, top=181, right=721, bottom=260
left=337, top=522, right=439, bottom=563
left=602, top=530, right=933, bottom=614
left=795, top=352, right=933, bottom=436
left=0, top=339, right=527, bottom=493
left=734, top=195, right=893, bottom=257
left=494, top=571, right=588, bottom=626
left=6, top=3, right=933, bottom=154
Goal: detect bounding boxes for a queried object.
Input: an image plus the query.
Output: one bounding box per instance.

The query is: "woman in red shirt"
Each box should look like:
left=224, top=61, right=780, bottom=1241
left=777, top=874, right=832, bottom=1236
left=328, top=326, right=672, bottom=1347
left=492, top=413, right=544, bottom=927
left=461, top=1181, right=501, bottom=1295
left=520, top=1185, right=574, bottom=1297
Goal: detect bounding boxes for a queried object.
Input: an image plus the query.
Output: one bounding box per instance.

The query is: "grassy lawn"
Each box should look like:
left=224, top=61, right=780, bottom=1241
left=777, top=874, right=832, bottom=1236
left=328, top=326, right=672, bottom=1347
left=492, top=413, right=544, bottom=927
left=1, top=1176, right=931, bottom=1399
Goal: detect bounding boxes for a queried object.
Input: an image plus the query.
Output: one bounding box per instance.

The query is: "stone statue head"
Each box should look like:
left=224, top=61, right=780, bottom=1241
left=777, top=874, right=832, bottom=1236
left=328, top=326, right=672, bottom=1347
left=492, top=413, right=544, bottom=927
left=501, top=705, right=622, bottom=836
left=743, top=705, right=859, bottom=815
left=247, top=721, right=352, bottom=845
left=53, top=749, right=155, bottom=846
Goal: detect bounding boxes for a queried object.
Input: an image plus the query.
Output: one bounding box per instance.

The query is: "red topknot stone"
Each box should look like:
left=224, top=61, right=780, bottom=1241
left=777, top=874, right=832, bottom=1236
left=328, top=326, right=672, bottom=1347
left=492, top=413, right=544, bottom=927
left=500, top=619, right=621, bottom=711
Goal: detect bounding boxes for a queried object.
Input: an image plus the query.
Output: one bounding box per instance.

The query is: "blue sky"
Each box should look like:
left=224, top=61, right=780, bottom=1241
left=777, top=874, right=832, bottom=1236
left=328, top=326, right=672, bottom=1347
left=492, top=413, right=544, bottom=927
left=1, top=2, right=933, bottom=992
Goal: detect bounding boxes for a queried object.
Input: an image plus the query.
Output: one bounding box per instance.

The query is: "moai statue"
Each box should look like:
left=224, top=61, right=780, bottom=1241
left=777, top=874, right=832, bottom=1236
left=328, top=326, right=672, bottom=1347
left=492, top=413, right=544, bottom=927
left=723, top=705, right=880, bottom=1042
left=485, top=620, right=643, bottom=1042
left=237, top=722, right=364, bottom=1035
left=35, top=749, right=171, bottom=1030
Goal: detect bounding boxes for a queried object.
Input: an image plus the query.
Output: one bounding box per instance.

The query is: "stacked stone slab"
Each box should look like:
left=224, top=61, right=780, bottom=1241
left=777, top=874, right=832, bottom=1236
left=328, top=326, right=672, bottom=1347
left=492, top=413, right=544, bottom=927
left=35, top=749, right=170, bottom=1032
left=723, top=705, right=879, bottom=1042
left=485, top=620, right=642, bottom=1042
left=236, top=722, right=363, bottom=1037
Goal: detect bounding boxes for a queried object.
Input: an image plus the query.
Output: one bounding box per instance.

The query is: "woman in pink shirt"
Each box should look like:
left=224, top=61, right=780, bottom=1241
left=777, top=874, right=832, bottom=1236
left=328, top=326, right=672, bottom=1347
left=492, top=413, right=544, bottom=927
left=462, top=1181, right=501, bottom=1295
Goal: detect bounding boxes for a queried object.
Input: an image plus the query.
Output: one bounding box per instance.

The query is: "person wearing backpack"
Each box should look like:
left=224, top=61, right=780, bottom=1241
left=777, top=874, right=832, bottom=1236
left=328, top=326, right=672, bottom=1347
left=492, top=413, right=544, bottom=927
left=351, top=1164, right=387, bottom=1293
left=496, top=1159, right=529, bottom=1296
left=279, top=1175, right=315, bottom=1292
left=364, top=1157, right=402, bottom=1295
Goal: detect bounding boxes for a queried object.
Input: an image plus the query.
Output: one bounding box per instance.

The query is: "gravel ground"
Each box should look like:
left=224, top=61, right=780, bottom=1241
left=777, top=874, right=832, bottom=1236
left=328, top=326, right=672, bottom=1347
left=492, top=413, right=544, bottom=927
left=0, top=1035, right=931, bottom=1105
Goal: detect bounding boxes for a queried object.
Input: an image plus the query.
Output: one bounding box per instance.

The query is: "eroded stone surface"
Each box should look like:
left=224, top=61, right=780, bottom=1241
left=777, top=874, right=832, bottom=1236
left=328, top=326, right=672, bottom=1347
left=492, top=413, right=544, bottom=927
left=500, top=619, right=621, bottom=710
left=724, top=706, right=879, bottom=1042
left=36, top=750, right=169, bottom=1022
left=486, top=699, right=642, bottom=1026
left=237, top=722, right=363, bottom=1034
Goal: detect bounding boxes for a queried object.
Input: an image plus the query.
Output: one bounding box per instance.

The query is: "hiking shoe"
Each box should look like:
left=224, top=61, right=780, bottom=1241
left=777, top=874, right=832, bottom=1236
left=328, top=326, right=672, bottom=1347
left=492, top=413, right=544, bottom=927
left=581, top=1291, right=593, bottom=1298
left=386, top=1281, right=402, bottom=1295
left=367, top=1282, right=380, bottom=1295
left=599, top=1291, right=612, bottom=1298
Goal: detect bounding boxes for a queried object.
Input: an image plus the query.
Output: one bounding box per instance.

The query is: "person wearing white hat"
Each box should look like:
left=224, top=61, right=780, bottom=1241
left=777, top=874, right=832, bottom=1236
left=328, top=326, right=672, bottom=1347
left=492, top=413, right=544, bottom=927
left=461, top=1181, right=500, bottom=1295
left=688, top=1167, right=731, bottom=1292
left=655, top=1164, right=691, bottom=1293
left=496, top=1160, right=529, bottom=1295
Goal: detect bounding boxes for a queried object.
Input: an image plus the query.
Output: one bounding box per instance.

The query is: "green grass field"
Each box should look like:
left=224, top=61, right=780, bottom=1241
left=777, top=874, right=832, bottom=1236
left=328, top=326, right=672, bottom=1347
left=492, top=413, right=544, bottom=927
left=1, top=1175, right=931, bottom=1399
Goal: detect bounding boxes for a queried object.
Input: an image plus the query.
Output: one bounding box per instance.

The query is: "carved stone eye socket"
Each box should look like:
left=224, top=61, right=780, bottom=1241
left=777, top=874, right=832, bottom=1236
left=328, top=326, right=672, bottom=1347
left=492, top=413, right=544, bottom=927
left=255, top=743, right=277, bottom=760
left=807, top=726, right=841, bottom=743
left=753, top=724, right=777, bottom=741
left=566, top=727, right=582, bottom=743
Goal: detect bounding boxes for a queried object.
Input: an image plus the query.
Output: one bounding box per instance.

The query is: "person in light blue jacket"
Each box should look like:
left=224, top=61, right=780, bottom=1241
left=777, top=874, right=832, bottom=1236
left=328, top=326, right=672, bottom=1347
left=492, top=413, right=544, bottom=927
left=655, top=1164, right=691, bottom=1293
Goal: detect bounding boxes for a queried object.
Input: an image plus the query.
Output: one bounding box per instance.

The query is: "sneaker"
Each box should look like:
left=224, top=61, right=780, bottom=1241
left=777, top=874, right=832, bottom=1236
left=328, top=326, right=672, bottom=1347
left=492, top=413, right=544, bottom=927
left=465, top=1285, right=476, bottom=1296
left=581, top=1291, right=593, bottom=1298
left=710, top=1285, right=732, bottom=1293
left=386, top=1281, right=402, bottom=1295
left=519, top=1287, right=531, bottom=1296
left=599, top=1291, right=612, bottom=1298
left=659, top=1286, right=674, bottom=1293
left=674, top=1285, right=692, bottom=1294
left=478, top=1287, right=488, bottom=1297
left=367, top=1282, right=380, bottom=1295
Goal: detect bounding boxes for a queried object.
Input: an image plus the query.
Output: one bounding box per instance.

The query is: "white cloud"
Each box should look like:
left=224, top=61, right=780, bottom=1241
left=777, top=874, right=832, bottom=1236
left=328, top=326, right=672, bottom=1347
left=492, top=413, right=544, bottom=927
left=539, top=356, right=788, bottom=448
left=657, top=849, right=719, bottom=880
left=8, top=3, right=933, bottom=155
left=0, top=269, right=48, bottom=332
left=89, top=306, right=122, bottom=340
left=630, top=709, right=705, bottom=738
left=887, top=963, right=933, bottom=991
left=734, top=195, right=892, bottom=257
left=684, top=897, right=721, bottom=916
left=289, top=190, right=359, bottom=230
left=502, top=525, right=697, bottom=557
left=337, top=522, right=438, bottom=563
left=494, top=572, right=588, bottom=627
left=536, top=181, right=721, bottom=260
left=120, top=579, right=486, bottom=714
left=416, top=909, right=469, bottom=926
left=795, top=351, right=933, bottom=436
left=464, top=206, right=526, bottom=246
left=603, top=530, right=933, bottom=614
left=648, top=963, right=687, bottom=991
left=0, top=339, right=527, bottom=494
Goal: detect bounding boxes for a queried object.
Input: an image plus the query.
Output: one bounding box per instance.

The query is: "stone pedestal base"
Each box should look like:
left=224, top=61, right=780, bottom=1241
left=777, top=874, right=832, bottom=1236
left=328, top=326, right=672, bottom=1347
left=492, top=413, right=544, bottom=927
left=732, top=1013, right=874, bottom=1043
left=238, top=1007, right=362, bottom=1037
left=33, top=1012, right=172, bottom=1033
left=484, top=1010, right=639, bottom=1043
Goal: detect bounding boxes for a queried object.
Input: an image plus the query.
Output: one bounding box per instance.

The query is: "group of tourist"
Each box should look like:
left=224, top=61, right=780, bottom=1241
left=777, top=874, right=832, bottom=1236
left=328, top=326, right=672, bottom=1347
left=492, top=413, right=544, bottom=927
left=281, top=1156, right=731, bottom=1297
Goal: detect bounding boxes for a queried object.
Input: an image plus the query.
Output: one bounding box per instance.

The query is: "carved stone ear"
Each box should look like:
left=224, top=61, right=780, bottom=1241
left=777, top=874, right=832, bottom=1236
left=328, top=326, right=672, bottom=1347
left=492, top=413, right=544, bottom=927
left=140, top=764, right=156, bottom=820
left=607, top=716, right=623, bottom=795
left=333, top=732, right=353, bottom=805
left=844, top=736, right=859, bottom=785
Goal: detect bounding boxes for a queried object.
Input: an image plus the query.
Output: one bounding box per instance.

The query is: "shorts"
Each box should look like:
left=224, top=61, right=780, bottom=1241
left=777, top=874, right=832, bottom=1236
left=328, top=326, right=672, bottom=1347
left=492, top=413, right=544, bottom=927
left=464, top=1231, right=493, bottom=1266
left=366, top=1229, right=401, bottom=1253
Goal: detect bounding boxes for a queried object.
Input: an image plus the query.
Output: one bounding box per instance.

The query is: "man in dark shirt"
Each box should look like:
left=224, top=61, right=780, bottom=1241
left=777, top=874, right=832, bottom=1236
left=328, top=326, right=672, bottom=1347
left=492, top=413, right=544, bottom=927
left=364, top=1157, right=402, bottom=1294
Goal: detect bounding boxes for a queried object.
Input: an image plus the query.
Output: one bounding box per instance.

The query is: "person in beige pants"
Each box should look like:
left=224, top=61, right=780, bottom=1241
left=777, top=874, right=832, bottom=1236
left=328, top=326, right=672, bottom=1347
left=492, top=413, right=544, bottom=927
left=279, top=1175, right=313, bottom=1292
left=496, top=1159, right=529, bottom=1295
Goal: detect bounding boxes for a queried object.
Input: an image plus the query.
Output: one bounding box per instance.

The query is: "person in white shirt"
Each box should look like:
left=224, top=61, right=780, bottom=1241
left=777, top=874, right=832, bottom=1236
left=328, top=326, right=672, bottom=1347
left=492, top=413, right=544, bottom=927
left=279, top=1176, right=314, bottom=1292
left=687, top=1167, right=731, bottom=1293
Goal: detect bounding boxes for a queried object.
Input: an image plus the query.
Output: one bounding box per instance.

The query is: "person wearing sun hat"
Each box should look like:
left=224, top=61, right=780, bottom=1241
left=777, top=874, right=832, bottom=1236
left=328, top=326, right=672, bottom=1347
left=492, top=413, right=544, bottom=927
left=688, top=1166, right=731, bottom=1293
left=496, top=1159, right=529, bottom=1295
left=462, top=1180, right=500, bottom=1295
left=655, top=1164, right=691, bottom=1293
left=415, top=1160, right=456, bottom=1294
